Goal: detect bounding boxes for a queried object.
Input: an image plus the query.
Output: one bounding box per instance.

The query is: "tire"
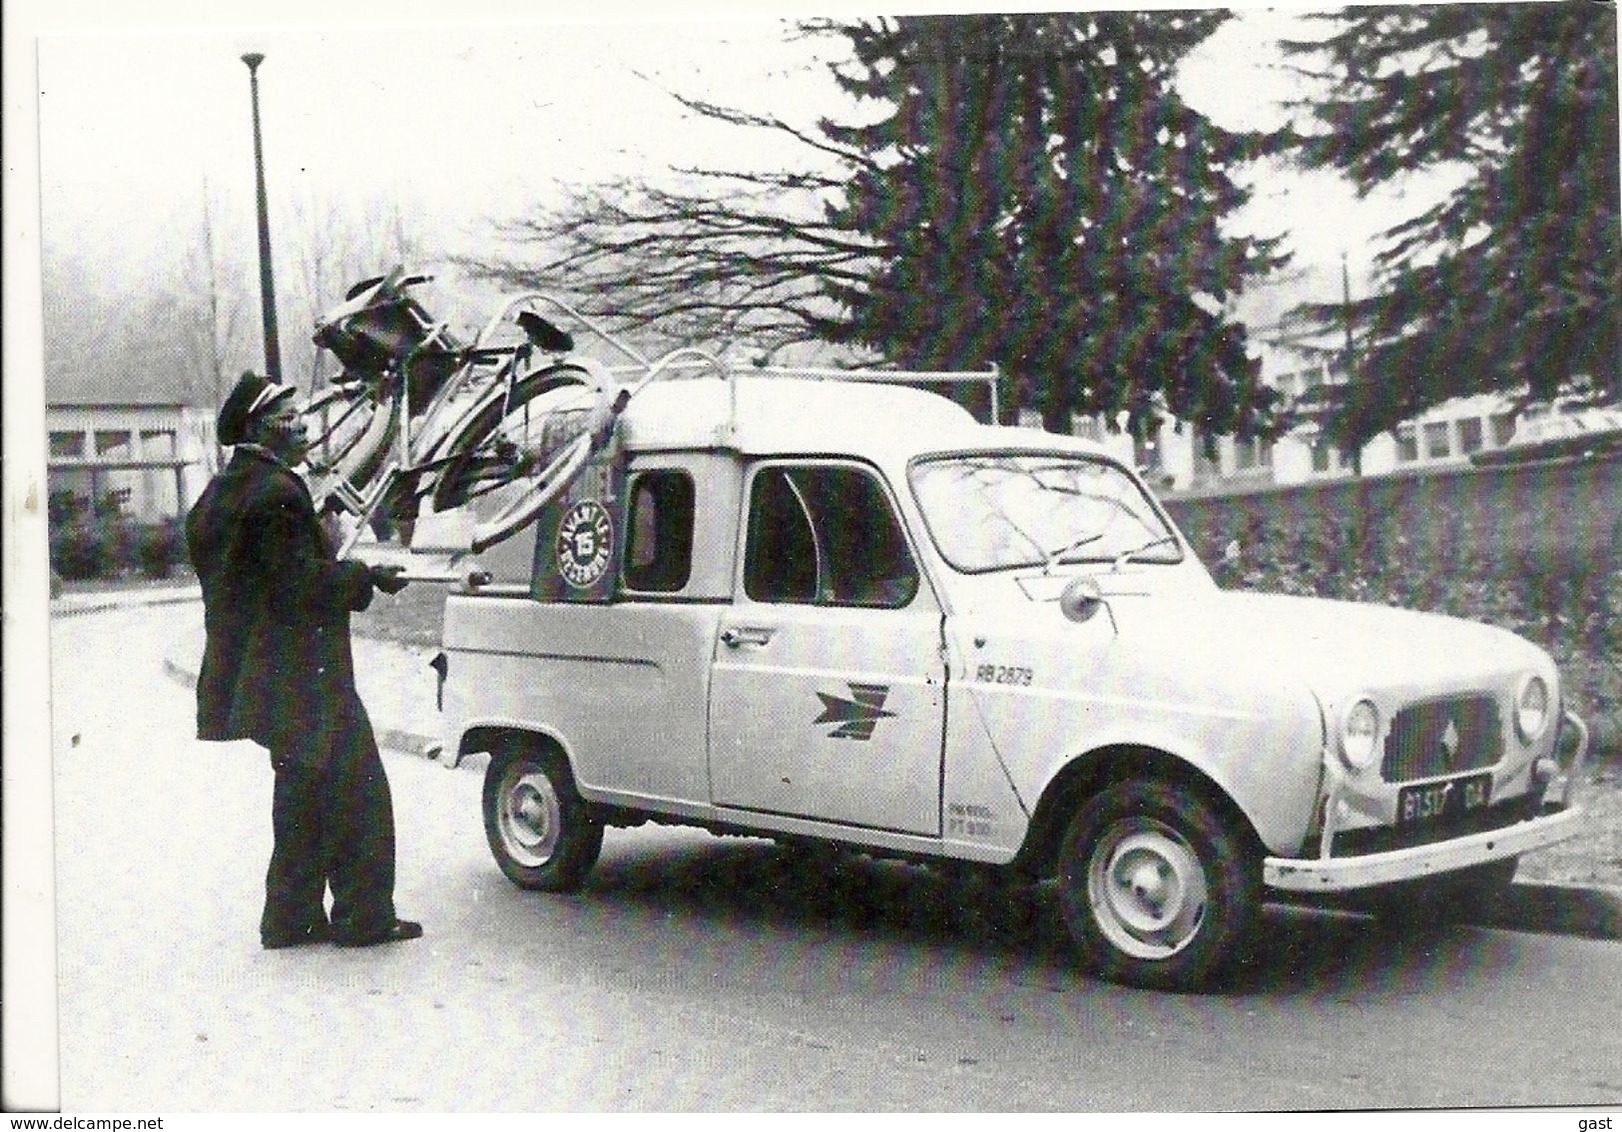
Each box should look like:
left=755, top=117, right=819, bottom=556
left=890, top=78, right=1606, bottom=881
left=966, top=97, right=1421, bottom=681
left=429, top=364, right=604, bottom=514
left=305, top=384, right=399, bottom=494
left=1356, top=856, right=1519, bottom=926
left=1057, top=779, right=1260, bottom=992
left=483, top=743, right=604, bottom=892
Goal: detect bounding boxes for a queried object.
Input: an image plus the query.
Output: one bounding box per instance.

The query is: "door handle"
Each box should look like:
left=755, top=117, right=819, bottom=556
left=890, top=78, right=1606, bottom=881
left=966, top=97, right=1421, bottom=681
left=721, top=626, right=776, bottom=648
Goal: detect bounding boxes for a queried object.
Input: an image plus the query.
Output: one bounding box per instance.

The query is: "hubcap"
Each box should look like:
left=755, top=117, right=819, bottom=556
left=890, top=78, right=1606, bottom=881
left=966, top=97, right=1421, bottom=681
left=499, top=768, right=562, bottom=868
left=1087, top=820, right=1208, bottom=959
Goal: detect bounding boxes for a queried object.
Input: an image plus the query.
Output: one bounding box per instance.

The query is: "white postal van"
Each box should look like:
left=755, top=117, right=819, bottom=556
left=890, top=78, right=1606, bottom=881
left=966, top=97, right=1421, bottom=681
left=432, top=372, right=1590, bottom=990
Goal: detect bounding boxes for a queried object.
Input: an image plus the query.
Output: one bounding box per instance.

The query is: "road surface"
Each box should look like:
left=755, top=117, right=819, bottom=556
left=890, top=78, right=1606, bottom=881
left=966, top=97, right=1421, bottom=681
left=42, top=604, right=1622, bottom=1111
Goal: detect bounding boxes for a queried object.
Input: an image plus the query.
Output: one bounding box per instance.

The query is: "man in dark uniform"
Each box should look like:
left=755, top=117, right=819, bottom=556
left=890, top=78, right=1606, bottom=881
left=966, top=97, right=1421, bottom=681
left=186, top=371, right=422, bottom=949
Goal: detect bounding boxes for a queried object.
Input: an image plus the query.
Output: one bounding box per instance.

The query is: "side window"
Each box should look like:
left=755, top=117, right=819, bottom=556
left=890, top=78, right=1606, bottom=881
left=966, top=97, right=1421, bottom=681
left=742, top=468, right=818, bottom=603
left=744, top=464, right=919, bottom=608
left=622, top=470, right=694, bottom=593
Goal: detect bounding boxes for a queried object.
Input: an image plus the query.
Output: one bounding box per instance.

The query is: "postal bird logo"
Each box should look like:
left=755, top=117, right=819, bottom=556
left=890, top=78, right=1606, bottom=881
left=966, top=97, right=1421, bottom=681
left=814, top=683, right=896, bottom=740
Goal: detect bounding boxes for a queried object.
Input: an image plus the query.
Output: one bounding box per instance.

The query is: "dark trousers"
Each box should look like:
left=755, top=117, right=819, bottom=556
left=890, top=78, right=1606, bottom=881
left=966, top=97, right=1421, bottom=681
left=262, top=709, right=398, bottom=943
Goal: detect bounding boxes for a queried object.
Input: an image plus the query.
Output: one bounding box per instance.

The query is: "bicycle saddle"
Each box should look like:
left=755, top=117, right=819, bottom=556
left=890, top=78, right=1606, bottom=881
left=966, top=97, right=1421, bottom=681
left=516, top=310, right=574, bottom=354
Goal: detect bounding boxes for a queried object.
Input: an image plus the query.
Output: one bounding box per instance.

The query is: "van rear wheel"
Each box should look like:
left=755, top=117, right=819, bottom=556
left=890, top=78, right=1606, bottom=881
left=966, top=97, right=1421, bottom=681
left=483, top=744, right=603, bottom=892
left=1058, top=780, right=1260, bottom=992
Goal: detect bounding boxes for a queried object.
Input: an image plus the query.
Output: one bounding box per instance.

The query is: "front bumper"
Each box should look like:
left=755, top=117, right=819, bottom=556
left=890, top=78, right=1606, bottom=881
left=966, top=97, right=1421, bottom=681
left=1264, top=710, right=1589, bottom=893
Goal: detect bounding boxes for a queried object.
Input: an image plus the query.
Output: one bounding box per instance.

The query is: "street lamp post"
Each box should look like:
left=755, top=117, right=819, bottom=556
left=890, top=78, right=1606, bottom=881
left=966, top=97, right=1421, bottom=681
left=241, top=52, right=283, bottom=384
left=1341, top=251, right=1362, bottom=477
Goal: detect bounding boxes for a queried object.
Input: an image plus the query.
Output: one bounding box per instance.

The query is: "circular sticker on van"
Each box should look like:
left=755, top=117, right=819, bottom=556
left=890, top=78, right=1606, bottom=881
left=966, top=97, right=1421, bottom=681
left=556, top=500, right=614, bottom=589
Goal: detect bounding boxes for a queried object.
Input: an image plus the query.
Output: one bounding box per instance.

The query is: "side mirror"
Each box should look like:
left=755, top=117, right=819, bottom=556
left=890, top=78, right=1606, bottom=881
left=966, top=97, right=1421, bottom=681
left=1059, top=575, right=1107, bottom=624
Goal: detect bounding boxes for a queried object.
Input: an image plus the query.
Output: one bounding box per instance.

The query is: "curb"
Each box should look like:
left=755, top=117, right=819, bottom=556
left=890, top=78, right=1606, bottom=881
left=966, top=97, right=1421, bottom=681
left=1470, top=882, right=1622, bottom=941
left=52, top=586, right=203, bottom=618
left=161, top=652, right=441, bottom=762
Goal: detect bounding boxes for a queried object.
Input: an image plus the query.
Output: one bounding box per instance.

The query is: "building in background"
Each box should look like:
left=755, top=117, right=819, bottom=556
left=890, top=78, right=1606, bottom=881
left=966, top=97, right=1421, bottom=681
left=46, top=400, right=216, bottom=522
left=44, top=327, right=218, bottom=522
left=1022, top=266, right=1534, bottom=497
left=1242, top=301, right=1522, bottom=488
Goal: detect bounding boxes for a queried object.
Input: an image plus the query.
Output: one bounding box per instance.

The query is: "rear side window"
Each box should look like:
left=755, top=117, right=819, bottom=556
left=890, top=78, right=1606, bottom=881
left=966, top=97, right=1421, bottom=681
left=622, top=470, right=694, bottom=593
left=743, top=463, right=919, bottom=608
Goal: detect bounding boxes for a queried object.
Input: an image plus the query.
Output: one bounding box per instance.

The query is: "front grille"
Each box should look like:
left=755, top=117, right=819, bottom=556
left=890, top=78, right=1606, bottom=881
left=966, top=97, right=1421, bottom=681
left=1382, top=695, right=1503, bottom=782
left=1327, top=794, right=1539, bottom=857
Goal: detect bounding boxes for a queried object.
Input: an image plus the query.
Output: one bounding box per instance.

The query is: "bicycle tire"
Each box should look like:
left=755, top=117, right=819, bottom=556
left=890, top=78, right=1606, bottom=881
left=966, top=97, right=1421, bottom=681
left=303, top=381, right=400, bottom=504
left=427, top=363, right=612, bottom=540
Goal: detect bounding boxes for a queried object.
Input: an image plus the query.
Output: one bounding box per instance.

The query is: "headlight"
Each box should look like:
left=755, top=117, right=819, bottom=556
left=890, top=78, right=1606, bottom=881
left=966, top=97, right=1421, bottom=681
left=1516, top=675, right=1550, bottom=743
left=1339, top=698, right=1381, bottom=771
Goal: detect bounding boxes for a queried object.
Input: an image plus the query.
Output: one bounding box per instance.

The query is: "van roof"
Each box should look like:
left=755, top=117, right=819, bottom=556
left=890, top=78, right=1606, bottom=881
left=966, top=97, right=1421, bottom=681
left=619, top=375, right=976, bottom=456
left=617, top=375, right=1109, bottom=464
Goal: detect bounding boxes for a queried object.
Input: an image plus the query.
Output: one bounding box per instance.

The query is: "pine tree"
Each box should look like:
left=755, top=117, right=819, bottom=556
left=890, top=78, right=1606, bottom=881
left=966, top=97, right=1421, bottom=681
left=819, top=13, right=1281, bottom=436
left=1273, top=2, right=1620, bottom=448
left=469, top=14, right=1283, bottom=437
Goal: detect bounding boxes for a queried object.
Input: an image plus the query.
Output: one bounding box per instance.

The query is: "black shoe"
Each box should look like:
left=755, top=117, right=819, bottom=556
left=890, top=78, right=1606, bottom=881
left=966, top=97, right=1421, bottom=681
left=262, top=922, right=332, bottom=950
left=333, top=919, right=423, bottom=948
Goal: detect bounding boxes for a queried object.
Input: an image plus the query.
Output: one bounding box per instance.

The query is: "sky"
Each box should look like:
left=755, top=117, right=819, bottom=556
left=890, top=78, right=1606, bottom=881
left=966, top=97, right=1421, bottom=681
left=26, top=3, right=1426, bottom=289
left=34, top=16, right=850, bottom=264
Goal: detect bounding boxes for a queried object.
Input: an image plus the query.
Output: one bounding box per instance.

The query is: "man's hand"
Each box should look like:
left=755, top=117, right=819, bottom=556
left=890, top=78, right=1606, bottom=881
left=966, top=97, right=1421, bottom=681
left=319, top=509, right=351, bottom=556
left=371, top=564, right=410, bottom=595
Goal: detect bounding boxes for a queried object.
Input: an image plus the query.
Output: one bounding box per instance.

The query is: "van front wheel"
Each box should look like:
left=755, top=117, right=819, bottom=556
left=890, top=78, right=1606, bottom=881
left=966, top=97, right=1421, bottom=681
left=1058, top=780, right=1259, bottom=992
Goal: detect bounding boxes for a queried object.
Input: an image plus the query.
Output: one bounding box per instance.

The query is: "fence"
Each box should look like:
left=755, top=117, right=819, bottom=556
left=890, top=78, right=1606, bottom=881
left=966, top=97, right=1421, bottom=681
left=1164, top=450, right=1622, bottom=565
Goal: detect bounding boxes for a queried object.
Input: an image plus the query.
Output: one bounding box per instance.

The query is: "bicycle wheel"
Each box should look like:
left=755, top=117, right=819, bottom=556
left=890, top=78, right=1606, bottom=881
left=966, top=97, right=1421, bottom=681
left=427, top=363, right=618, bottom=550
left=303, top=379, right=401, bottom=504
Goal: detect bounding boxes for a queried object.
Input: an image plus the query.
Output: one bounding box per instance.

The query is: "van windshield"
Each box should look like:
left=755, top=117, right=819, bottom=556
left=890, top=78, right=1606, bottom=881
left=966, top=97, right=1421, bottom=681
left=909, top=452, right=1182, bottom=574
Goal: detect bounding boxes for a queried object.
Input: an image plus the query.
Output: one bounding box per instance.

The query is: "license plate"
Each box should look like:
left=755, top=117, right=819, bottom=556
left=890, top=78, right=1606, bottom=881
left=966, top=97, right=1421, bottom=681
left=1398, top=773, right=1492, bottom=825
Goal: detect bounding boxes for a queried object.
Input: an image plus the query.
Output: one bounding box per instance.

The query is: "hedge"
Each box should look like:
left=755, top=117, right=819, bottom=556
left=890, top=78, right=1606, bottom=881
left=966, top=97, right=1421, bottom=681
left=50, top=517, right=187, bottom=581
left=1164, top=452, right=1621, bottom=732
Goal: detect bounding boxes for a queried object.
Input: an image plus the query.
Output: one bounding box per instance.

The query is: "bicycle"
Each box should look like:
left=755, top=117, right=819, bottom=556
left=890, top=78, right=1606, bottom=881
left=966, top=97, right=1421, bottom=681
left=301, top=268, right=712, bottom=567
left=299, top=269, right=1000, bottom=584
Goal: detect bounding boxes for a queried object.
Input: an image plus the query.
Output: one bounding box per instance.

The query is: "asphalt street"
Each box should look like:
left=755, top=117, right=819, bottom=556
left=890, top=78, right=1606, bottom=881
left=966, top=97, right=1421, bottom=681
left=39, top=601, right=1622, bottom=1112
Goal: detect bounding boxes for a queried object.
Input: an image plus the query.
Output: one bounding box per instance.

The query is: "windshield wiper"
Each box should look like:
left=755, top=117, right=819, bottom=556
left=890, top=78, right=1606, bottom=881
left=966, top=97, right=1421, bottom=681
left=1044, top=531, right=1105, bottom=574
left=1113, top=534, right=1180, bottom=570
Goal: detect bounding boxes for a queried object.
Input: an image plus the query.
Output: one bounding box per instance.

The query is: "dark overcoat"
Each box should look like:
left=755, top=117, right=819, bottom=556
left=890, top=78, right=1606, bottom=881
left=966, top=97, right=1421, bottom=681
left=186, top=447, right=377, bottom=761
